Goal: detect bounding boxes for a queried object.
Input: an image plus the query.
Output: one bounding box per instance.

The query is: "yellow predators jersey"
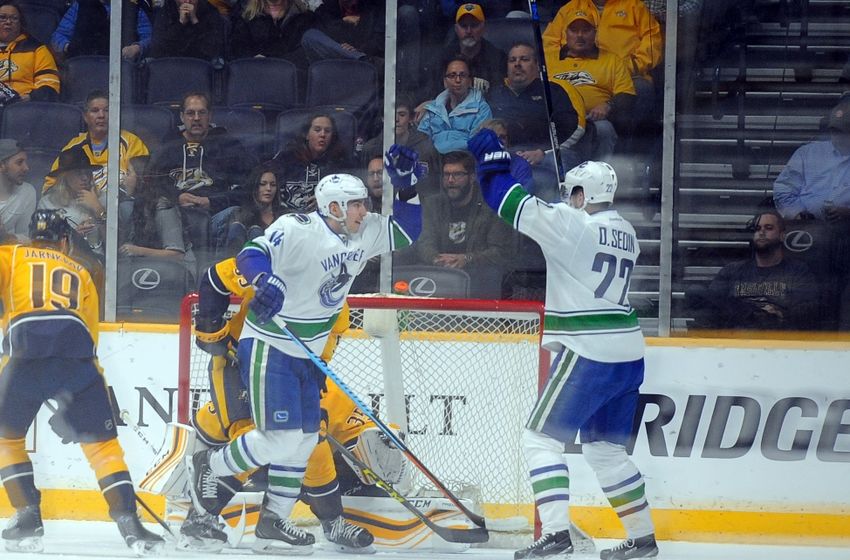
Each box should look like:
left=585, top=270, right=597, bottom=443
left=549, top=49, right=635, bottom=111
left=0, top=244, right=98, bottom=358
left=322, top=378, right=375, bottom=446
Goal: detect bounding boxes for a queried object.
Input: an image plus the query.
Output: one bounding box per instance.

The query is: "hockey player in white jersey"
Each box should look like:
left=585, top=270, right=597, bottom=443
left=468, top=129, right=658, bottom=560
left=186, top=147, right=421, bottom=555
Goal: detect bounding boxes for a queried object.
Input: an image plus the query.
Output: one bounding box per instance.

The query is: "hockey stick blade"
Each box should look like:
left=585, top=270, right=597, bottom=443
left=274, top=318, right=489, bottom=530
left=326, top=435, right=489, bottom=544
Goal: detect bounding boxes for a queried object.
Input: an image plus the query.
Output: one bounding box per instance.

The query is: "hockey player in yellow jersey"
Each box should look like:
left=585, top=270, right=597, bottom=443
left=0, top=210, right=164, bottom=555
left=167, top=256, right=408, bottom=553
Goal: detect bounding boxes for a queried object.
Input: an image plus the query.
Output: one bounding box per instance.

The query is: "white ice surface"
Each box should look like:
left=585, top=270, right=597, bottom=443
left=2, top=520, right=849, bottom=559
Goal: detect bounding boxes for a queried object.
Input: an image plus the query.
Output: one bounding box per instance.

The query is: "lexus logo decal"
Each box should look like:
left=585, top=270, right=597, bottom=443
left=132, top=268, right=161, bottom=290
left=408, top=276, right=437, bottom=297
left=784, top=230, right=813, bottom=253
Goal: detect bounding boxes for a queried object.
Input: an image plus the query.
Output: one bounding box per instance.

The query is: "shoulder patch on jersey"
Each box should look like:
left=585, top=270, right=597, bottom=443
left=289, top=213, right=312, bottom=224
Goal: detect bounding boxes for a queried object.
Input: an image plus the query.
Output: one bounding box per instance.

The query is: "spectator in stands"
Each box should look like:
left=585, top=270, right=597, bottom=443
left=688, top=210, right=820, bottom=331
left=149, top=0, right=225, bottom=62
left=229, top=0, right=315, bottom=68
left=487, top=41, right=586, bottom=175
left=774, top=98, right=850, bottom=222
left=149, top=92, right=257, bottom=255
left=300, top=0, right=384, bottom=66
left=0, top=0, right=60, bottom=102
left=0, top=140, right=35, bottom=241
left=219, top=160, right=285, bottom=256
left=49, top=0, right=151, bottom=62
left=272, top=112, right=355, bottom=213
left=37, top=149, right=104, bottom=258
left=543, top=0, right=661, bottom=121
left=362, top=96, right=441, bottom=198
left=414, top=150, right=514, bottom=298
left=43, top=90, right=150, bottom=227
left=548, top=8, right=635, bottom=160
left=419, top=56, right=493, bottom=154
left=120, top=155, right=197, bottom=275
left=423, top=3, right=506, bottom=100
left=479, top=118, right=534, bottom=192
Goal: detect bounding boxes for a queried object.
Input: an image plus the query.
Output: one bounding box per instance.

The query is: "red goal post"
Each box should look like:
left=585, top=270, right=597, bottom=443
left=178, top=293, right=550, bottom=521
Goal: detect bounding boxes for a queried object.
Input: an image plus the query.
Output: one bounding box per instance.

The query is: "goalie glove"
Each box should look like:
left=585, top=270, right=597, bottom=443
left=384, top=144, right=426, bottom=190
left=194, top=317, right=238, bottom=366
left=347, top=427, right=413, bottom=495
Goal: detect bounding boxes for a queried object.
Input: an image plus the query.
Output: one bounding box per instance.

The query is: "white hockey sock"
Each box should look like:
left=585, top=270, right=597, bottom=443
left=522, top=429, right=571, bottom=534
left=264, top=431, right=317, bottom=517
left=583, top=441, right=654, bottom=538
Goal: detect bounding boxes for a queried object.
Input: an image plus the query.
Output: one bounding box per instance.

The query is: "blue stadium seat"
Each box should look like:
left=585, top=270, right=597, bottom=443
left=211, top=106, right=267, bottom=159
left=273, top=107, right=356, bottom=157
left=145, top=57, right=214, bottom=108
left=0, top=102, right=83, bottom=151
left=24, top=148, right=58, bottom=195
left=18, top=6, right=60, bottom=45
left=483, top=17, right=535, bottom=54
left=225, top=57, right=299, bottom=111
left=62, top=56, right=137, bottom=105
left=119, top=104, right=175, bottom=150
left=305, top=59, right=378, bottom=111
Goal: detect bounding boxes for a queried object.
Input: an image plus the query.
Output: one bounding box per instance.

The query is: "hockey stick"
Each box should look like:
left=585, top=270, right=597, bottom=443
left=325, top=434, right=489, bottom=544
left=274, top=319, right=494, bottom=532
left=527, top=0, right=566, bottom=181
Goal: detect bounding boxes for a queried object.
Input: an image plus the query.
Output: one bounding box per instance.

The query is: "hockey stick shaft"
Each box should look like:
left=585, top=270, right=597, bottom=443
left=325, top=434, right=489, bottom=543
left=527, top=0, right=565, bottom=181
left=42, top=401, right=174, bottom=537
left=275, top=319, right=489, bottom=530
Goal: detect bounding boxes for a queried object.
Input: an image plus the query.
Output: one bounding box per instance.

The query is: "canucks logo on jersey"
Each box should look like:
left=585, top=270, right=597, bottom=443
left=319, top=262, right=353, bottom=308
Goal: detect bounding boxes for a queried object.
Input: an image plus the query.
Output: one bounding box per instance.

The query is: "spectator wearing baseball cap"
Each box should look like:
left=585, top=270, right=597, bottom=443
left=420, top=3, right=506, bottom=101
left=774, top=97, right=850, bottom=222
left=0, top=139, right=36, bottom=242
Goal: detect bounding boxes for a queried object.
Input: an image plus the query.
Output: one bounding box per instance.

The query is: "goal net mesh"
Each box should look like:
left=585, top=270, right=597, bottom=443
left=179, top=294, right=546, bottom=520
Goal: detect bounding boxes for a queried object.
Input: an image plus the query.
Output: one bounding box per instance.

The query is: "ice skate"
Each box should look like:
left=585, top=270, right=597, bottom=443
left=185, top=448, right=239, bottom=516
left=2, top=505, right=44, bottom=553
left=252, top=505, right=315, bottom=555
left=115, top=512, right=165, bottom=556
left=177, top=505, right=227, bottom=552
left=515, top=528, right=573, bottom=559
left=321, top=515, right=375, bottom=554
left=599, top=534, right=658, bottom=560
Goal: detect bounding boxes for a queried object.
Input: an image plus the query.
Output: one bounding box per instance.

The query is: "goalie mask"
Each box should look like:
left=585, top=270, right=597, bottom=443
left=346, top=427, right=412, bottom=495
left=316, top=173, right=369, bottom=222
left=560, top=161, right=617, bottom=209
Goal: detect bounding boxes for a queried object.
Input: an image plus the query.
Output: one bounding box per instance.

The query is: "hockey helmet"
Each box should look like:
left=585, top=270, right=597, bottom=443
left=560, top=161, right=618, bottom=209
left=29, top=209, right=72, bottom=245
left=316, top=173, right=368, bottom=220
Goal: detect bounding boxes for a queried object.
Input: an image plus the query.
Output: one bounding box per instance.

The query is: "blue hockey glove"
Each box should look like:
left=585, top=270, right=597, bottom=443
left=384, top=144, right=426, bottom=189
left=467, top=129, right=511, bottom=176
left=250, top=273, right=286, bottom=325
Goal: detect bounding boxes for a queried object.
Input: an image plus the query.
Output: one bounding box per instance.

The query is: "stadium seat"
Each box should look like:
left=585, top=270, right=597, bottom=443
left=393, top=265, right=470, bottom=298
left=273, top=107, right=356, bottom=157
left=145, top=57, right=214, bottom=108
left=24, top=148, right=58, bottom=194
left=225, top=57, right=299, bottom=111
left=62, top=56, right=137, bottom=105
left=116, top=257, right=195, bottom=323
left=305, top=59, right=377, bottom=110
left=119, top=104, right=175, bottom=150
left=18, top=6, right=60, bottom=45
left=0, top=102, right=83, bottom=152
left=211, top=106, right=267, bottom=159
left=482, top=17, right=535, bottom=54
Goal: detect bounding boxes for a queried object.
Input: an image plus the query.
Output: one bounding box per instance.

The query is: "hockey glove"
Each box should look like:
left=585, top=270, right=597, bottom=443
left=194, top=318, right=239, bottom=366
left=384, top=144, right=426, bottom=190
left=250, top=272, right=286, bottom=325
left=467, top=128, right=511, bottom=176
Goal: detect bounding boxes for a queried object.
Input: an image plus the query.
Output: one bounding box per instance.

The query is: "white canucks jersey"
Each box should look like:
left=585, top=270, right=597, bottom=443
left=497, top=185, right=644, bottom=362
left=240, top=211, right=411, bottom=357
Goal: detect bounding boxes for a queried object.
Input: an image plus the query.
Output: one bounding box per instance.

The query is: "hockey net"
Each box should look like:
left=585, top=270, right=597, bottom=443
left=177, top=293, right=549, bottom=524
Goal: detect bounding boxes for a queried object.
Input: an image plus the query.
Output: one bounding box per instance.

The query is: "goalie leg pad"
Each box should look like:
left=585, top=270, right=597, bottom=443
left=140, top=423, right=198, bottom=497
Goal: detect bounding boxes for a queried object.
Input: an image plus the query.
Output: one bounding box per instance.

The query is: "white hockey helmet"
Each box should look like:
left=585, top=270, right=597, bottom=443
left=560, top=161, right=618, bottom=209
left=316, top=173, right=368, bottom=220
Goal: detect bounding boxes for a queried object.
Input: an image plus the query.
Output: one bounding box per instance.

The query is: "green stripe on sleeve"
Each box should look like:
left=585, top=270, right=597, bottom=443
left=498, top=185, right=531, bottom=226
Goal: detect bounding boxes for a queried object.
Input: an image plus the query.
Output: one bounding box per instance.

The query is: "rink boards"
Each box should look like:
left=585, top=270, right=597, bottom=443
left=0, top=325, right=848, bottom=546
